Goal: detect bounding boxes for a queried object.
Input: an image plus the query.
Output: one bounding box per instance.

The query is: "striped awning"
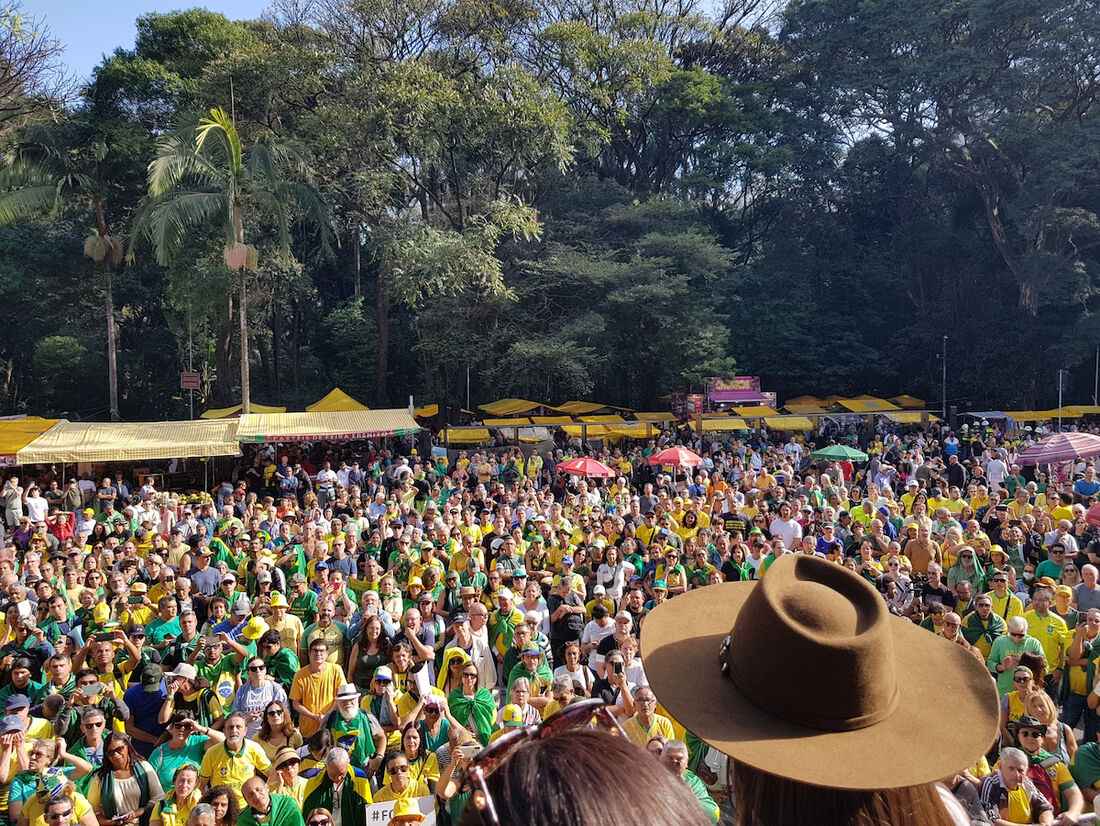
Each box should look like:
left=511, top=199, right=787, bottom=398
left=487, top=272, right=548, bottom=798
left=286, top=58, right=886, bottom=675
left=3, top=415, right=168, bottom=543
left=236, top=410, right=420, bottom=443
left=17, top=419, right=241, bottom=463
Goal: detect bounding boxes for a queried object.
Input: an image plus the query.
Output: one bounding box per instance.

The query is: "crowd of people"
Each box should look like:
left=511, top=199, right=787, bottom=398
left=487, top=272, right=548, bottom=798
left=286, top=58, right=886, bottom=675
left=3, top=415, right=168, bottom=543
left=0, top=417, right=1096, bottom=824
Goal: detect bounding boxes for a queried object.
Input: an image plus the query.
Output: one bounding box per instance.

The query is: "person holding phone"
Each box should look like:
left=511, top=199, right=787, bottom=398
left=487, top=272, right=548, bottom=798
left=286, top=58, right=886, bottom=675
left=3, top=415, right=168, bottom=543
left=148, top=712, right=224, bottom=791
left=86, top=732, right=165, bottom=826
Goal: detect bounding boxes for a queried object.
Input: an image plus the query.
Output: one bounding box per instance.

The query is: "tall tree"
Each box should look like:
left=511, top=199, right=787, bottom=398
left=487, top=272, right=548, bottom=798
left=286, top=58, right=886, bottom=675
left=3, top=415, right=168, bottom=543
left=135, top=106, right=329, bottom=411
left=0, top=117, right=133, bottom=419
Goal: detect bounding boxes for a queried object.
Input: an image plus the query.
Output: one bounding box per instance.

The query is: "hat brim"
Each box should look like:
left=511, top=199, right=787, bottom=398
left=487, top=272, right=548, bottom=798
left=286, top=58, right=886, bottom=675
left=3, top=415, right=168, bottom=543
left=642, top=581, right=998, bottom=790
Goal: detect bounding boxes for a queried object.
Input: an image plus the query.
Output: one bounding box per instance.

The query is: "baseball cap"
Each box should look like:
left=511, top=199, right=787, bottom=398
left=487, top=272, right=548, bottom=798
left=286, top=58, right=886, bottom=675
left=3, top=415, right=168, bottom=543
left=0, top=715, right=23, bottom=734
left=501, top=704, right=524, bottom=726
left=593, top=584, right=606, bottom=595
left=3, top=695, right=29, bottom=711
left=561, top=555, right=575, bottom=566
left=141, top=665, right=164, bottom=693
left=498, top=588, right=514, bottom=600
left=128, top=625, right=146, bottom=638
left=166, top=663, right=197, bottom=681
left=374, top=666, right=393, bottom=682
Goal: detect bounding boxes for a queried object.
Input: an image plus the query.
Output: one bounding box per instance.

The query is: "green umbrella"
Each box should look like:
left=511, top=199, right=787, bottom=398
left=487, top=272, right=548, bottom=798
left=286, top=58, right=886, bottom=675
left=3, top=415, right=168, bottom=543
left=810, top=444, right=869, bottom=462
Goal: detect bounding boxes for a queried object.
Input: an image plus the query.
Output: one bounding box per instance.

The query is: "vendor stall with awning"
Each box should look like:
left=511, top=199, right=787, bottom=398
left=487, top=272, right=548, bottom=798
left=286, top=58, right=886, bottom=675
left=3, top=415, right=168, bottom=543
left=17, top=419, right=241, bottom=464
left=235, top=409, right=420, bottom=442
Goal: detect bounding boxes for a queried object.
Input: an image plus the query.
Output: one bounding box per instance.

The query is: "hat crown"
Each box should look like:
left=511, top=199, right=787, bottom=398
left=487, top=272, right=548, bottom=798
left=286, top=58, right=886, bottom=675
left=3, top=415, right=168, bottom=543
left=726, top=557, right=899, bottom=732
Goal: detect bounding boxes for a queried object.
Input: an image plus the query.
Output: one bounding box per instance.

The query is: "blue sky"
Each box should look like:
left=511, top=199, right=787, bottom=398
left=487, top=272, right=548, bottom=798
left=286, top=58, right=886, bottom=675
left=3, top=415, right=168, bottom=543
left=33, top=1, right=271, bottom=83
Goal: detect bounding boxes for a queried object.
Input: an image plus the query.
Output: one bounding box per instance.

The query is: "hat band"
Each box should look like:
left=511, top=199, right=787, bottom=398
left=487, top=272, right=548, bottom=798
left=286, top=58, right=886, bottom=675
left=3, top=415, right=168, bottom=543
left=723, top=640, right=900, bottom=733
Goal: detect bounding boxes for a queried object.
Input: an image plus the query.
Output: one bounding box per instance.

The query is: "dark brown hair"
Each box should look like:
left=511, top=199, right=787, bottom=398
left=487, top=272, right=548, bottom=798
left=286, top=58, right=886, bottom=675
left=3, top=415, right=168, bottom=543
left=456, top=728, right=710, bottom=826
left=732, top=763, right=958, bottom=826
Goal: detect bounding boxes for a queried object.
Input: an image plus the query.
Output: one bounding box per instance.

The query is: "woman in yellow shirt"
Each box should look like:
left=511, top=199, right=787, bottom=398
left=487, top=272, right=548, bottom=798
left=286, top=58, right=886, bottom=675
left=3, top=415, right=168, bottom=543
left=150, top=764, right=202, bottom=826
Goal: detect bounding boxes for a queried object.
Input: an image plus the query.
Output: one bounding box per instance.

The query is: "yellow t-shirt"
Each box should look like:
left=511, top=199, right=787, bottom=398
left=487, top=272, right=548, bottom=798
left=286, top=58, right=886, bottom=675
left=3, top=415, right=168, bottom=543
left=373, top=779, right=430, bottom=802
left=1024, top=609, right=1070, bottom=673
left=288, top=662, right=347, bottom=737
left=197, top=741, right=272, bottom=805
left=23, top=792, right=92, bottom=826
left=150, top=789, right=202, bottom=826
left=621, top=714, right=675, bottom=748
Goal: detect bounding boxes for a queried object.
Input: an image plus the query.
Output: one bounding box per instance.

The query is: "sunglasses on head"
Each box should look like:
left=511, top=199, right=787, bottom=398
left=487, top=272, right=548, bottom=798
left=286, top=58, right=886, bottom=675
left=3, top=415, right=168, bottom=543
left=459, top=699, right=626, bottom=826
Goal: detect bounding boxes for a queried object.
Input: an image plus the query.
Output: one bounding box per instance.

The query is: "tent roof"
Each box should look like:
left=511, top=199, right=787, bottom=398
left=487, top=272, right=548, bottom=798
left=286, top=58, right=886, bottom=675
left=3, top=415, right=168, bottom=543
left=784, top=404, right=825, bottom=415
left=633, top=412, right=678, bottom=423
left=530, top=416, right=573, bottom=425
left=835, top=398, right=900, bottom=413
left=890, top=395, right=926, bottom=409
left=482, top=418, right=532, bottom=426
left=556, top=401, right=611, bottom=415
left=784, top=395, right=823, bottom=406
left=17, top=419, right=241, bottom=464
left=578, top=414, right=625, bottom=422
left=0, top=418, right=59, bottom=461
left=413, top=404, right=438, bottom=419
left=886, top=412, right=940, bottom=424
left=1064, top=405, right=1100, bottom=417
left=236, top=409, right=420, bottom=443
left=478, top=399, right=550, bottom=417
left=700, top=417, right=749, bottom=432
left=306, top=388, right=369, bottom=413
left=200, top=403, right=286, bottom=419
left=764, top=416, right=815, bottom=431
left=438, top=428, right=492, bottom=444
left=733, top=405, right=779, bottom=416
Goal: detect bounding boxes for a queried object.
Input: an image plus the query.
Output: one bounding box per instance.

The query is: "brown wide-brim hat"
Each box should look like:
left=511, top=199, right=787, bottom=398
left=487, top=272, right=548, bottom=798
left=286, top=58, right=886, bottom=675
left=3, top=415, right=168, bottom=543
left=642, top=555, right=997, bottom=790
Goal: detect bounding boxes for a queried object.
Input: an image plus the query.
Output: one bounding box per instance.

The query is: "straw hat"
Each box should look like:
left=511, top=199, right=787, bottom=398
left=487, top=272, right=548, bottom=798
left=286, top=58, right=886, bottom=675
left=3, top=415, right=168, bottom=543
left=642, top=555, right=997, bottom=789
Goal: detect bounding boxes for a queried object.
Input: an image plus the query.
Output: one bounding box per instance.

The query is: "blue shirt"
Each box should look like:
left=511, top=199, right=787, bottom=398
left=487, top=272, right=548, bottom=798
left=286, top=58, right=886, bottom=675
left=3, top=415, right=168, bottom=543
left=123, top=680, right=167, bottom=755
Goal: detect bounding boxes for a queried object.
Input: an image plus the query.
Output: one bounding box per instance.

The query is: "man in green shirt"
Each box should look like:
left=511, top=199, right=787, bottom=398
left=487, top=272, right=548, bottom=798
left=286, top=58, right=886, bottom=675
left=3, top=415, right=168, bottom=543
left=259, top=630, right=300, bottom=690
left=240, top=777, right=304, bottom=826
left=288, top=574, right=318, bottom=626
left=147, top=596, right=182, bottom=649
left=987, top=615, right=1044, bottom=695
left=662, top=739, right=720, bottom=823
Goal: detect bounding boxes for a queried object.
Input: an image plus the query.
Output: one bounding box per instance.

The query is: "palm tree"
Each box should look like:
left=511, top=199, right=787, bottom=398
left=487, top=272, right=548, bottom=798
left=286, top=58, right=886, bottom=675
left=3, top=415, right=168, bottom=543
left=0, top=120, right=125, bottom=419
left=136, top=107, right=329, bottom=413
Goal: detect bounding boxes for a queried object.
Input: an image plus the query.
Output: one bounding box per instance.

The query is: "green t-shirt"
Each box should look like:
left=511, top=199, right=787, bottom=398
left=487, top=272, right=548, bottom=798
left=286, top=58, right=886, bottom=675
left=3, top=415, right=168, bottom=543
left=147, top=617, right=182, bottom=646
left=290, top=590, right=318, bottom=625
left=196, top=653, right=239, bottom=710
left=149, top=734, right=210, bottom=789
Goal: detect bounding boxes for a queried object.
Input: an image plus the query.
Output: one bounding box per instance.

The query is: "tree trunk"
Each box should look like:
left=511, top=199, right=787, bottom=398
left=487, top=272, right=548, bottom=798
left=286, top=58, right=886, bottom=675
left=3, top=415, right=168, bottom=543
left=215, top=291, right=234, bottom=406
left=234, top=203, right=250, bottom=414
left=272, top=287, right=281, bottom=403
left=377, top=270, right=390, bottom=405
left=353, top=228, right=361, bottom=298
left=105, top=270, right=119, bottom=421
left=239, top=266, right=250, bottom=414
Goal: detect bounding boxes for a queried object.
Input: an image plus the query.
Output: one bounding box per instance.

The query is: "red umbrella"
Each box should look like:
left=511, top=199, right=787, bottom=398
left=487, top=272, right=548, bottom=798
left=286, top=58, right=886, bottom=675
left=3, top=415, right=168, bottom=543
left=648, top=447, right=703, bottom=467
left=557, top=456, right=616, bottom=478
left=1016, top=432, right=1100, bottom=465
